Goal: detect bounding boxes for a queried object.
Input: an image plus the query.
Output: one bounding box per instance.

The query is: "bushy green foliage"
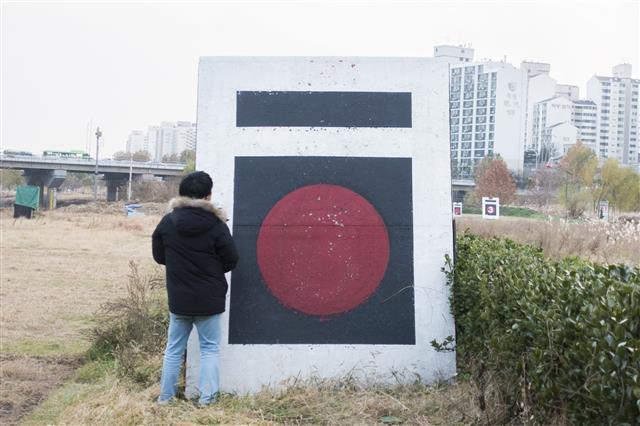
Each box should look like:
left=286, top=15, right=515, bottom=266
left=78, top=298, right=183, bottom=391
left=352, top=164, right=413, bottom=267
left=592, top=158, right=640, bottom=212
left=0, top=169, right=24, bottom=189
left=443, top=234, right=639, bottom=424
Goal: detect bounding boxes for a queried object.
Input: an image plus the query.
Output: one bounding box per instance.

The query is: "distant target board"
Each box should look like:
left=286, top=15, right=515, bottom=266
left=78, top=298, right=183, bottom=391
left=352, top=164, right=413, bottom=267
left=194, top=57, right=456, bottom=393
left=452, top=202, right=463, bottom=217
left=482, top=197, right=500, bottom=219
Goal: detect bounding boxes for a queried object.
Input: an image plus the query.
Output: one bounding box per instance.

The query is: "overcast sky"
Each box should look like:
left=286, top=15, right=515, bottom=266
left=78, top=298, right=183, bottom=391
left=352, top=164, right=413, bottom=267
left=2, top=0, right=638, bottom=157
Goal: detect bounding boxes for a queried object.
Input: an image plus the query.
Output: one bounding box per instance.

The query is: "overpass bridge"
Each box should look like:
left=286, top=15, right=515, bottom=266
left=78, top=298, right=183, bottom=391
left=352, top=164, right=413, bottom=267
left=451, top=178, right=475, bottom=202
left=2, top=154, right=477, bottom=208
left=0, top=154, right=184, bottom=206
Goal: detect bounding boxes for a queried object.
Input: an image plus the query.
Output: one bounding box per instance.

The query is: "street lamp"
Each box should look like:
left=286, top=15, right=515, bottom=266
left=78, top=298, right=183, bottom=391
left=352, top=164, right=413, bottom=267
left=128, top=152, right=133, bottom=201
left=94, top=127, right=102, bottom=202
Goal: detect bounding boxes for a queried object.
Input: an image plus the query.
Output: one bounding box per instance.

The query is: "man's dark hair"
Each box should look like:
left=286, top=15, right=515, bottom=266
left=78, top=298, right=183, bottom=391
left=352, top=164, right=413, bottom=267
left=179, top=171, right=213, bottom=199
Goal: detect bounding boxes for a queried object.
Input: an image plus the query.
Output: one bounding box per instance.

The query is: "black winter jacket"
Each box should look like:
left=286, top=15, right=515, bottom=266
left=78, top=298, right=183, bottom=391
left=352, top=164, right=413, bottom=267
left=152, top=197, right=239, bottom=316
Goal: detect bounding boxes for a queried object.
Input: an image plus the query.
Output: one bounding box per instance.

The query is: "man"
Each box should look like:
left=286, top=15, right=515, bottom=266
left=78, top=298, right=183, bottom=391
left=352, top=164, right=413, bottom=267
left=152, top=171, right=238, bottom=405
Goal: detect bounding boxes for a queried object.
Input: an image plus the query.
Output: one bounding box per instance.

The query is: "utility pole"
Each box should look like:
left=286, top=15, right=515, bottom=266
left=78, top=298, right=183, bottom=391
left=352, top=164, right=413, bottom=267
left=128, top=152, right=133, bottom=201
left=94, top=127, right=102, bottom=202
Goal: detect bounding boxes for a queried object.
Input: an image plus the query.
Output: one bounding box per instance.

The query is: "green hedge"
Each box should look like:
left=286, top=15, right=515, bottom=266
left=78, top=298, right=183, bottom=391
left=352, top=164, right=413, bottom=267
left=443, top=234, right=639, bottom=424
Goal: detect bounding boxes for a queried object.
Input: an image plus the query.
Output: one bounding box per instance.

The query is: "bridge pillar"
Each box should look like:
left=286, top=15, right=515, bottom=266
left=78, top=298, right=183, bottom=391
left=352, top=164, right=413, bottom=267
left=23, top=169, right=67, bottom=209
left=104, top=174, right=129, bottom=202
left=452, top=189, right=468, bottom=203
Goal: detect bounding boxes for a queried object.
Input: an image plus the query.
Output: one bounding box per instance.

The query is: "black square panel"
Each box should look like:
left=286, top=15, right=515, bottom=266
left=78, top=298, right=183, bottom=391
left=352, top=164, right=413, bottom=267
left=229, top=156, right=414, bottom=344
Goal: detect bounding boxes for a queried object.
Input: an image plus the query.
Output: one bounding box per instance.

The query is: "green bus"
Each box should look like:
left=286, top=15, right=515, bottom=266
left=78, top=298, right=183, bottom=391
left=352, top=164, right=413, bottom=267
left=43, top=150, right=91, bottom=159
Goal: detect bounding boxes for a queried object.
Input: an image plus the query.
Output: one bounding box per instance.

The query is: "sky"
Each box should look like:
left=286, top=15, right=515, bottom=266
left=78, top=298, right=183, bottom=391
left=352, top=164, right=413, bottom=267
left=1, top=0, right=639, bottom=157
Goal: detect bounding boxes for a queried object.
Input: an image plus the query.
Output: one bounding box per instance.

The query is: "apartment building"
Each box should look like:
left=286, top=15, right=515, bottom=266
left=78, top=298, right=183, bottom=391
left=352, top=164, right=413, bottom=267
left=587, top=64, right=640, bottom=166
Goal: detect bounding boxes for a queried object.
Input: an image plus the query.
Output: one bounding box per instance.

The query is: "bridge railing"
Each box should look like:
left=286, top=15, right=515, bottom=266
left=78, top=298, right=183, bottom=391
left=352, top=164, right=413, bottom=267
left=0, top=154, right=185, bottom=170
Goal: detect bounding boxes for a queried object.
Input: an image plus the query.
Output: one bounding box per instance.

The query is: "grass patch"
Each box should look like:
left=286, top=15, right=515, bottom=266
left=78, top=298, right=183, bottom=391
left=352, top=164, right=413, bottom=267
left=1, top=339, right=88, bottom=357
left=21, top=379, right=105, bottom=425
left=74, top=358, right=115, bottom=383
left=43, top=373, right=479, bottom=425
left=461, top=205, right=546, bottom=219
left=500, top=206, right=547, bottom=218
left=19, top=358, right=113, bottom=425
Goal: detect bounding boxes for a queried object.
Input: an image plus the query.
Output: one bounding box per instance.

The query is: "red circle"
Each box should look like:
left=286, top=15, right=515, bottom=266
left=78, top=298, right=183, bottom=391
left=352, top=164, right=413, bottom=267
left=256, top=184, right=390, bottom=316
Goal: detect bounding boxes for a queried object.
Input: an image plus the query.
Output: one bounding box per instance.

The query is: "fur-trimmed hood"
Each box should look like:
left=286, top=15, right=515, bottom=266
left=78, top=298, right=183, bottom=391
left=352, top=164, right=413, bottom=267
left=168, top=196, right=227, bottom=222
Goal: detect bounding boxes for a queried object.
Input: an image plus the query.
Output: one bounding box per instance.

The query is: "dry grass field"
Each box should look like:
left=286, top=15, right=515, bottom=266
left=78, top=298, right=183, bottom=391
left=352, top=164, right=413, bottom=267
left=1, top=205, right=159, bottom=356
left=25, top=372, right=487, bottom=425
left=1, top=204, right=637, bottom=425
left=0, top=205, right=160, bottom=425
left=456, top=215, right=640, bottom=266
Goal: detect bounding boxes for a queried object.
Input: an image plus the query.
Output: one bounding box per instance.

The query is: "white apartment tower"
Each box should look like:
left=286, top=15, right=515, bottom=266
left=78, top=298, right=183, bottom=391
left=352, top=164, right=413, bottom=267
left=125, top=130, right=147, bottom=153
left=125, top=122, right=196, bottom=161
left=587, top=64, right=640, bottom=166
left=436, top=46, right=527, bottom=178
left=175, top=121, right=197, bottom=153
left=531, top=96, right=597, bottom=156
left=572, top=100, right=597, bottom=148
left=531, top=96, right=575, bottom=156
left=145, top=121, right=197, bottom=161
left=522, top=61, right=557, bottom=153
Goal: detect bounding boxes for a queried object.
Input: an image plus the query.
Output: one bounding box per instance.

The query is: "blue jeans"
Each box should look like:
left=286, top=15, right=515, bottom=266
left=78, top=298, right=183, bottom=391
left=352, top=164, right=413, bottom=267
left=158, top=313, right=222, bottom=404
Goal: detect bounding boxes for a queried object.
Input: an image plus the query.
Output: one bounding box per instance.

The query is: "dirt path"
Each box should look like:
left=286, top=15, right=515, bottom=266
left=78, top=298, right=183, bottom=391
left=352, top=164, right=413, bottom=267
left=0, top=355, right=80, bottom=425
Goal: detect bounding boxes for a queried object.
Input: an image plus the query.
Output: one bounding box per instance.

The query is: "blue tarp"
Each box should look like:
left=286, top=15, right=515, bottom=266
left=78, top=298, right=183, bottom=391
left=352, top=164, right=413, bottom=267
left=125, top=204, right=144, bottom=217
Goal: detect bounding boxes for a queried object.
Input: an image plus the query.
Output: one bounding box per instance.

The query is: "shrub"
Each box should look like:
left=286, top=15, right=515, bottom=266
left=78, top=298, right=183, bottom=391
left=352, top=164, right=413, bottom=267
left=440, top=233, right=640, bottom=424
left=88, top=261, right=168, bottom=385
left=131, top=180, right=179, bottom=202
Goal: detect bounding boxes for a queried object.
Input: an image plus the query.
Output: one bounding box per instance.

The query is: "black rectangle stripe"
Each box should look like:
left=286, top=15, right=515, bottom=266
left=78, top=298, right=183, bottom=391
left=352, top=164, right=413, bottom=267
left=236, top=91, right=412, bottom=128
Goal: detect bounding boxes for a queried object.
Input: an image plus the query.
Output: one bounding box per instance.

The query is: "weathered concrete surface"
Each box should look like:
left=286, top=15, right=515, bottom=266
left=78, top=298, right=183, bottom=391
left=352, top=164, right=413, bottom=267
left=189, top=57, right=456, bottom=394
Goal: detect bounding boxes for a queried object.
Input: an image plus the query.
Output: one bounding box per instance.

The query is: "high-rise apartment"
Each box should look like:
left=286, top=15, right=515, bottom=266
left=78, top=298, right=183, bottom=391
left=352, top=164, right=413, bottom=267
left=437, top=46, right=527, bottom=178
left=572, top=100, right=597, bottom=148
left=127, top=121, right=196, bottom=161
left=522, top=61, right=556, bottom=154
left=125, top=130, right=147, bottom=154
left=587, top=64, right=640, bottom=167
left=531, top=96, right=575, bottom=156
left=530, top=96, right=597, bottom=157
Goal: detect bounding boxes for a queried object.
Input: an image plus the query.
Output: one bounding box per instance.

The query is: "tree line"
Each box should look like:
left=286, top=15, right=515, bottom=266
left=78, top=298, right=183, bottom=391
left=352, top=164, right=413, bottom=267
left=472, top=142, right=640, bottom=217
left=111, top=148, right=195, bottom=165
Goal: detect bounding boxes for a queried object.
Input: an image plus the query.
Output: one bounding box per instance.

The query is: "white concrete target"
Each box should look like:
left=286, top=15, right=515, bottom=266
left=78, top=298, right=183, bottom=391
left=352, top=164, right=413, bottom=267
left=188, top=57, right=456, bottom=394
